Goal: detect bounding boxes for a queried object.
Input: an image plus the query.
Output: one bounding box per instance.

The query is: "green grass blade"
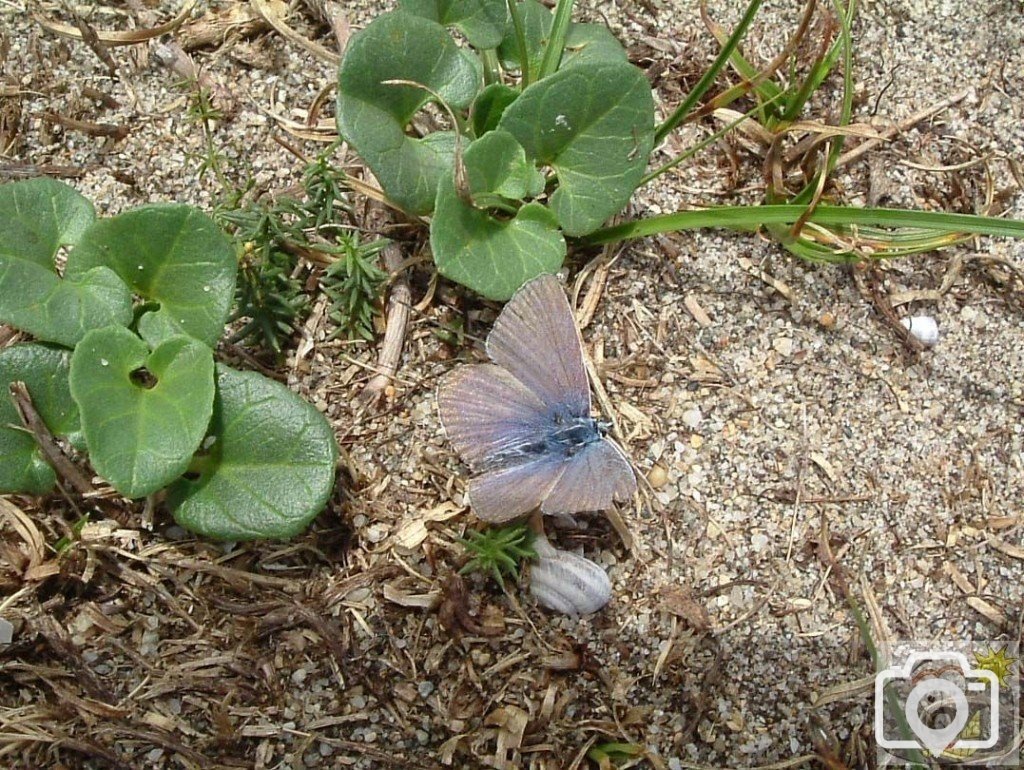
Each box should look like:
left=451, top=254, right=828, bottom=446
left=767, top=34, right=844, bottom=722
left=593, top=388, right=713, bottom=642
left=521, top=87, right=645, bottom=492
left=537, top=0, right=574, bottom=80
left=654, top=0, right=764, bottom=146
left=580, top=204, right=1024, bottom=245
left=506, top=0, right=532, bottom=86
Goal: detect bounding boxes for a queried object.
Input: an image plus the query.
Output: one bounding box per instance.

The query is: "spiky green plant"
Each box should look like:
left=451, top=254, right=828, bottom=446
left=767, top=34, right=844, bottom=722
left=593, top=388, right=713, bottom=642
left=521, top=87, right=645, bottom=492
left=321, top=233, right=389, bottom=341
left=458, top=523, right=536, bottom=587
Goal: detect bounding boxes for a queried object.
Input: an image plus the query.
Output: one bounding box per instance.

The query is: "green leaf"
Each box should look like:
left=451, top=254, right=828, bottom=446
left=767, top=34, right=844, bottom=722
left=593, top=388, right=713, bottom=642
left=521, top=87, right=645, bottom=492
left=497, top=0, right=626, bottom=76
left=167, top=365, right=338, bottom=541
left=464, top=130, right=545, bottom=204
left=66, top=204, right=236, bottom=348
left=0, top=263, right=134, bottom=348
left=399, top=0, right=509, bottom=49
left=431, top=175, right=565, bottom=299
left=337, top=11, right=482, bottom=215
left=0, top=178, right=95, bottom=267
left=0, top=179, right=132, bottom=346
left=498, top=60, right=655, bottom=235
left=471, top=82, right=520, bottom=137
left=0, top=344, right=78, bottom=495
left=69, top=327, right=215, bottom=498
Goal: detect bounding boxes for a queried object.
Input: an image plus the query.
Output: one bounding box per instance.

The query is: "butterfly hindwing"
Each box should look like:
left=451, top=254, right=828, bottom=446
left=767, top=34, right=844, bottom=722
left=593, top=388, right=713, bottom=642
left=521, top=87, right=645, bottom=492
left=541, top=439, right=636, bottom=515
left=468, top=457, right=567, bottom=523
left=485, top=273, right=590, bottom=418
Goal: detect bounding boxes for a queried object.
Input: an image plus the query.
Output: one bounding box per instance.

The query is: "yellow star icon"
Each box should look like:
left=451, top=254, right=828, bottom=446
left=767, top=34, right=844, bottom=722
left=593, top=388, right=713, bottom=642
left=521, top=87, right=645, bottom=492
left=973, top=645, right=1017, bottom=686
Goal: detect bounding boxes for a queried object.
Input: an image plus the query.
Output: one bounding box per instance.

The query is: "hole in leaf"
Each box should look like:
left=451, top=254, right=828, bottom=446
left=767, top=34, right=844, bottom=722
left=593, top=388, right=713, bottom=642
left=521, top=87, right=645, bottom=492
left=130, top=367, right=157, bottom=389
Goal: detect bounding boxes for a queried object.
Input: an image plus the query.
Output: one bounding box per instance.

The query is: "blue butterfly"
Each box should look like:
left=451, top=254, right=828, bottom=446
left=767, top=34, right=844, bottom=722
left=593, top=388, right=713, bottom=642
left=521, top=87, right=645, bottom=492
left=438, top=273, right=636, bottom=522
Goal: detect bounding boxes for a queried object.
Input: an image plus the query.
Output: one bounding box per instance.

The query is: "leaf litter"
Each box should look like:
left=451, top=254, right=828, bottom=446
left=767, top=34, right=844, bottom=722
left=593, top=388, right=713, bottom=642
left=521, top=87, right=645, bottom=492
left=0, top=0, right=1022, bottom=768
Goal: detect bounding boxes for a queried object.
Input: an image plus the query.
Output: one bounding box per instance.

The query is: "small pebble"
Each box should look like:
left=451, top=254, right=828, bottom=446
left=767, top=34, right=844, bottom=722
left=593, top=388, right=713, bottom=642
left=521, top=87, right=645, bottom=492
left=901, top=315, right=939, bottom=347
left=0, top=617, right=12, bottom=645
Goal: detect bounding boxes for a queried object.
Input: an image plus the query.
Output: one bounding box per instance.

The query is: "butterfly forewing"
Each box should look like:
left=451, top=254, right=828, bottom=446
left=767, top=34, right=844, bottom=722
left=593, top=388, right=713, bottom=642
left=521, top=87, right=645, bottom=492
left=437, top=364, right=550, bottom=471
left=485, top=273, right=590, bottom=418
left=541, top=440, right=636, bottom=515
left=468, top=457, right=567, bottom=523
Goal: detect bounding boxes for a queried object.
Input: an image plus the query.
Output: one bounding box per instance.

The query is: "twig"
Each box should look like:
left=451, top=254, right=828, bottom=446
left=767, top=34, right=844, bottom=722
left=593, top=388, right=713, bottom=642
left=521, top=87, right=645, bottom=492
left=9, top=382, right=94, bottom=496
left=360, top=211, right=410, bottom=405
left=835, top=88, right=971, bottom=169
left=63, top=3, right=118, bottom=76
left=33, top=1, right=196, bottom=46
left=251, top=0, right=341, bottom=65
left=0, top=162, right=88, bottom=180
left=37, top=112, right=129, bottom=140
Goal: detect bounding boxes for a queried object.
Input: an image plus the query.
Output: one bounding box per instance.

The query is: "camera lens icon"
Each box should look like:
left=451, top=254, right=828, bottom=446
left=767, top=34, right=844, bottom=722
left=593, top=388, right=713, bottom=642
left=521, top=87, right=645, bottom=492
left=875, top=651, right=1000, bottom=758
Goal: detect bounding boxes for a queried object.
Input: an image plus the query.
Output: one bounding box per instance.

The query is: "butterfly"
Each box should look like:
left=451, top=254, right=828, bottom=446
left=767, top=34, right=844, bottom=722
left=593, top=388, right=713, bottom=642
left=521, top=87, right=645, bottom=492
left=437, top=273, right=637, bottom=523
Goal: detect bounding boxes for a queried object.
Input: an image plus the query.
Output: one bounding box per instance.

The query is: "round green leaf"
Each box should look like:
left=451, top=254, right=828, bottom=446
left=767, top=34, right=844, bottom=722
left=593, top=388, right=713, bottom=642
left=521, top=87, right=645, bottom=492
left=497, top=0, right=627, bottom=76
left=337, top=10, right=482, bottom=215
left=399, top=0, right=509, bottom=49
left=166, top=365, right=338, bottom=541
left=0, top=262, right=133, bottom=348
left=0, top=344, right=78, bottom=495
left=432, top=175, right=565, bottom=299
left=0, top=179, right=131, bottom=346
left=464, top=130, right=545, bottom=204
left=66, top=204, right=236, bottom=348
left=70, top=327, right=215, bottom=498
left=498, top=60, right=655, bottom=236
left=0, top=178, right=95, bottom=268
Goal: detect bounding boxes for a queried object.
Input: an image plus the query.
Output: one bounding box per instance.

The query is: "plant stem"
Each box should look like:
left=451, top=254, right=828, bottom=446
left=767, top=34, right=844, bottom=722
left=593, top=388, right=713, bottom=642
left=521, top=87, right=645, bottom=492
left=579, top=205, right=1024, bottom=245
left=537, top=0, right=574, bottom=80
left=481, top=48, right=501, bottom=86
left=506, top=0, right=531, bottom=86
left=653, top=0, right=763, bottom=146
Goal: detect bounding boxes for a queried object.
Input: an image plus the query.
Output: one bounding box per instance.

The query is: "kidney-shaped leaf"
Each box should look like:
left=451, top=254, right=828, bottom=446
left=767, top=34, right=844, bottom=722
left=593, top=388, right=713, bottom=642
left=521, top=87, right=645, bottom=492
left=66, top=205, right=236, bottom=348
left=497, top=0, right=627, bottom=76
left=0, top=179, right=132, bottom=347
left=432, top=176, right=565, bottom=299
left=499, top=60, right=655, bottom=236
left=0, top=263, right=134, bottom=348
left=337, top=11, right=481, bottom=215
left=70, top=327, right=215, bottom=498
left=464, top=130, right=545, bottom=205
left=167, top=365, right=338, bottom=541
left=0, top=178, right=95, bottom=267
left=399, top=0, right=508, bottom=49
left=0, top=344, right=79, bottom=495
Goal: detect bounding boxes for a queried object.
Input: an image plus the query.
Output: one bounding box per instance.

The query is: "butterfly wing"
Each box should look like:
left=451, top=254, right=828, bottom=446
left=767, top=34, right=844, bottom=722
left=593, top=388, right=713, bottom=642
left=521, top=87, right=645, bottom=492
left=437, top=364, right=550, bottom=471
left=468, top=457, right=567, bottom=523
left=485, top=273, right=590, bottom=418
left=540, top=438, right=636, bottom=515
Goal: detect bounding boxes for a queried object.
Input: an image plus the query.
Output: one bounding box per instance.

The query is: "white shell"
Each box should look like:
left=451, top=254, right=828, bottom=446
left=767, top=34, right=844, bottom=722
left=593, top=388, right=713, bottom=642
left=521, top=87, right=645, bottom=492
left=900, top=315, right=939, bottom=347
left=529, top=535, right=611, bottom=616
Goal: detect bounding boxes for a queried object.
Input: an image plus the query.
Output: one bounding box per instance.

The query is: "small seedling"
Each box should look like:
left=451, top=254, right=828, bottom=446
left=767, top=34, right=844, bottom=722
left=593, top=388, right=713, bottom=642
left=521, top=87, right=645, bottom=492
left=0, top=177, right=338, bottom=541
left=586, top=741, right=647, bottom=769
left=458, top=523, right=536, bottom=586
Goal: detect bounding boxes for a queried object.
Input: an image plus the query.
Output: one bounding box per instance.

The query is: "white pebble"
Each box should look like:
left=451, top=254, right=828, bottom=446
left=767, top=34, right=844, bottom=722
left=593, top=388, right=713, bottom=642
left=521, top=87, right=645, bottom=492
left=900, top=315, right=939, bottom=347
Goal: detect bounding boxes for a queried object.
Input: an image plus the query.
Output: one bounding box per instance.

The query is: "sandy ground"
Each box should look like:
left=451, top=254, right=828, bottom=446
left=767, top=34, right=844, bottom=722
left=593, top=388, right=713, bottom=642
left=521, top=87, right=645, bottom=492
left=0, top=1, right=1022, bottom=768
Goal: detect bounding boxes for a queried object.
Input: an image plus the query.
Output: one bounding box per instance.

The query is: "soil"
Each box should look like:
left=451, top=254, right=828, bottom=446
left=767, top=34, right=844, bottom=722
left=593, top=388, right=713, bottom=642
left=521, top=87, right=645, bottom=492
left=1, top=1, right=1022, bottom=769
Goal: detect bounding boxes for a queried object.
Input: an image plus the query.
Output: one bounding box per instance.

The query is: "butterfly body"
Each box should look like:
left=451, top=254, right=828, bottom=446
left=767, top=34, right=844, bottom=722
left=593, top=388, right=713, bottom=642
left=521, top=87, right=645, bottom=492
left=438, top=274, right=637, bottom=523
